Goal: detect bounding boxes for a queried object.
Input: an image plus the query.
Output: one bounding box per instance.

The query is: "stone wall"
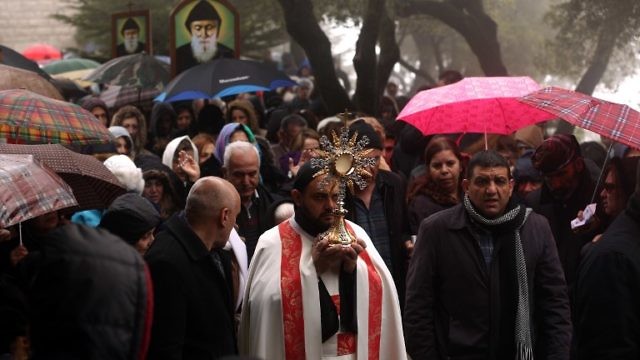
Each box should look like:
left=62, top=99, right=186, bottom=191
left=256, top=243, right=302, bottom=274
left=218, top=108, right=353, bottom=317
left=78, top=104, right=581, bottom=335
left=0, top=0, right=77, bottom=52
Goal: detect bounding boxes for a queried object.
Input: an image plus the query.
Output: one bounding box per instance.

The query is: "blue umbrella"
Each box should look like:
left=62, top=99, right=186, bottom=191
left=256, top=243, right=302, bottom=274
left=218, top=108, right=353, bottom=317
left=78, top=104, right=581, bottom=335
left=156, top=58, right=297, bottom=102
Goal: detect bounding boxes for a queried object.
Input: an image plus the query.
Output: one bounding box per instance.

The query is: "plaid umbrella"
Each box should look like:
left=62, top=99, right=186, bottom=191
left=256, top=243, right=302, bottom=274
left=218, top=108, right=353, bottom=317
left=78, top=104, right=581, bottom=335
left=0, top=154, right=78, bottom=228
left=0, top=144, right=126, bottom=210
left=0, top=89, right=112, bottom=145
left=85, top=53, right=170, bottom=89
left=519, top=87, right=640, bottom=150
left=99, top=84, right=162, bottom=110
left=0, top=64, right=64, bottom=100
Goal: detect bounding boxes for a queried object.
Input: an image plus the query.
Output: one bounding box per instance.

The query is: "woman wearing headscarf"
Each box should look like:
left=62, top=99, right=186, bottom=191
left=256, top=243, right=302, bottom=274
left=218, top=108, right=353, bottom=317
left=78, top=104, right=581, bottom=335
left=162, top=136, right=200, bottom=196
left=81, top=97, right=110, bottom=127
left=110, top=105, right=155, bottom=160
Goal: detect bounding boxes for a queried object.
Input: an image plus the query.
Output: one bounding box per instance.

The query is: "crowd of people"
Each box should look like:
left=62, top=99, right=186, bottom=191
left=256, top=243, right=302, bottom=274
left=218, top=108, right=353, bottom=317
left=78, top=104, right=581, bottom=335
left=1, top=67, right=640, bottom=360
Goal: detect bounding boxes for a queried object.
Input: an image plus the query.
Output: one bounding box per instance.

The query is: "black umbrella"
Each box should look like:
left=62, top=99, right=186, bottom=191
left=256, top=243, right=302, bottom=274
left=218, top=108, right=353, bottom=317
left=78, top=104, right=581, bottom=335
left=157, top=58, right=297, bottom=102
left=85, top=53, right=170, bottom=89
left=0, top=44, right=51, bottom=79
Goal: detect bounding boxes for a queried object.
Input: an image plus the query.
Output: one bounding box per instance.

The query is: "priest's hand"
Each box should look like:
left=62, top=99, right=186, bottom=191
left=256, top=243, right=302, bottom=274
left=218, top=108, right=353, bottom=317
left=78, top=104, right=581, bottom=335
left=342, top=238, right=366, bottom=274
left=312, top=236, right=345, bottom=275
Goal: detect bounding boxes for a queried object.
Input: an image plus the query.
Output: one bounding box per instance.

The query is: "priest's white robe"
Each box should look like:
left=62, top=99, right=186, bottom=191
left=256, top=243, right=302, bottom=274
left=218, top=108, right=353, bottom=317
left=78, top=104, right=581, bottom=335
left=239, top=218, right=407, bottom=360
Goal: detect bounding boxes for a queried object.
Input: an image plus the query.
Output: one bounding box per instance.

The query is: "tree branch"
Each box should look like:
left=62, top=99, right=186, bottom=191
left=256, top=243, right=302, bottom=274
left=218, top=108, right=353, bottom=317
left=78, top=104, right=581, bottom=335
left=398, top=57, right=437, bottom=84
left=353, top=0, right=386, bottom=115
left=277, top=0, right=352, bottom=114
left=399, top=0, right=508, bottom=76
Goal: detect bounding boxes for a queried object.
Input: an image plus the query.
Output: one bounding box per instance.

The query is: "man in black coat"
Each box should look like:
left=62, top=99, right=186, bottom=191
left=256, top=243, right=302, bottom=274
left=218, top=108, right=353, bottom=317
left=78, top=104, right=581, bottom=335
left=525, top=134, right=598, bottom=286
left=345, top=120, right=411, bottom=309
left=146, top=177, right=241, bottom=359
left=22, top=224, right=152, bottom=360
left=223, top=141, right=280, bottom=261
left=574, top=165, right=640, bottom=359
left=405, top=150, right=571, bottom=360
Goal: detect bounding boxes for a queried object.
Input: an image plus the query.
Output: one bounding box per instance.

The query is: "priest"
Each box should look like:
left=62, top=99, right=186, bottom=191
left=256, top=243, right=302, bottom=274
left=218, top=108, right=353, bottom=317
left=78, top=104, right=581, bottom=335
left=239, top=162, right=406, bottom=359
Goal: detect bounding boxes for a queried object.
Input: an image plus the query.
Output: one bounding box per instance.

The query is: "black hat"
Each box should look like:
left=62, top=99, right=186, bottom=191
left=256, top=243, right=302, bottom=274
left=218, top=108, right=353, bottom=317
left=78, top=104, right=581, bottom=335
left=532, top=134, right=581, bottom=174
left=185, top=0, right=222, bottom=31
left=121, top=18, right=140, bottom=34
left=348, top=120, right=383, bottom=150
left=99, top=193, right=161, bottom=245
left=293, top=161, right=319, bottom=192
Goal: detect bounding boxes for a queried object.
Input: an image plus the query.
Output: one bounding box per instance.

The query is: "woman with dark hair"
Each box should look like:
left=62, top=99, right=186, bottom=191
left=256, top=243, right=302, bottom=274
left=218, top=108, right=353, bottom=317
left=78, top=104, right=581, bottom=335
left=227, top=99, right=261, bottom=135
left=406, top=136, right=465, bottom=234
left=142, top=168, right=182, bottom=221
left=81, top=97, right=110, bottom=127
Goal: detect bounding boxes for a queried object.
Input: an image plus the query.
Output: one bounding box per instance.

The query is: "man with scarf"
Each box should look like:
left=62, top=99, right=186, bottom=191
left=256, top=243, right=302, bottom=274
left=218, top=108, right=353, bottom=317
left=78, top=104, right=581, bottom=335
left=574, top=164, right=640, bottom=359
left=239, top=162, right=406, bottom=359
left=405, top=150, right=571, bottom=360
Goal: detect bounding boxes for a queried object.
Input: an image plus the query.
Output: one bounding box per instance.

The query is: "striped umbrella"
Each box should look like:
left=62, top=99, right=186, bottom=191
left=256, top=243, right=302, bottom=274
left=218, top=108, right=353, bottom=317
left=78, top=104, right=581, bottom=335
left=0, top=89, right=111, bottom=145
left=0, top=154, right=78, bottom=228
left=0, top=144, right=126, bottom=210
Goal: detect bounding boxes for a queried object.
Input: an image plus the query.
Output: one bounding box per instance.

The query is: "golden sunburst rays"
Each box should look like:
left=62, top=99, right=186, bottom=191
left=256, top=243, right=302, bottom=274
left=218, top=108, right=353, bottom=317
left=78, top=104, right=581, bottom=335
left=310, top=124, right=377, bottom=194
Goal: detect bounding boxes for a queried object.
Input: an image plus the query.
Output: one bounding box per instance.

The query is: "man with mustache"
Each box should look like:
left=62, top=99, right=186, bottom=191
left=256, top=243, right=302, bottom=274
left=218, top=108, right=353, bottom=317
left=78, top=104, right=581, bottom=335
left=405, top=150, right=571, bottom=360
left=175, top=0, right=235, bottom=74
left=239, top=161, right=407, bottom=359
left=525, top=134, right=598, bottom=287
left=116, top=18, right=145, bottom=56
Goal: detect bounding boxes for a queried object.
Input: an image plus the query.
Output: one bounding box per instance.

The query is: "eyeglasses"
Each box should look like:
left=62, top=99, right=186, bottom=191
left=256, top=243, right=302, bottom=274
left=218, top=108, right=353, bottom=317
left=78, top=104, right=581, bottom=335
left=602, top=182, right=617, bottom=192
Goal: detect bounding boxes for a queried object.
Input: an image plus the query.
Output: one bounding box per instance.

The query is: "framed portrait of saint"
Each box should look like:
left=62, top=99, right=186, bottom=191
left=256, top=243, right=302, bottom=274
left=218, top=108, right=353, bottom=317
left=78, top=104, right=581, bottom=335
left=170, top=0, right=239, bottom=77
left=111, top=10, right=152, bottom=58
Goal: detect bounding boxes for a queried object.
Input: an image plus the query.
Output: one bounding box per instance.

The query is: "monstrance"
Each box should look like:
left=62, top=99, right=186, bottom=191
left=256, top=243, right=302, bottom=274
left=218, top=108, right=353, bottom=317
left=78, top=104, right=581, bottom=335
left=310, top=113, right=377, bottom=246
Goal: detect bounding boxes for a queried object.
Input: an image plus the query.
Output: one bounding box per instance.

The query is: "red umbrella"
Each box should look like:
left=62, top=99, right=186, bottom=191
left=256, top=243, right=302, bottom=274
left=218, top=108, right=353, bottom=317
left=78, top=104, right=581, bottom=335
left=398, top=77, right=554, bottom=143
left=22, top=44, right=62, bottom=63
left=0, top=154, right=78, bottom=228
left=519, top=87, right=640, bottom=151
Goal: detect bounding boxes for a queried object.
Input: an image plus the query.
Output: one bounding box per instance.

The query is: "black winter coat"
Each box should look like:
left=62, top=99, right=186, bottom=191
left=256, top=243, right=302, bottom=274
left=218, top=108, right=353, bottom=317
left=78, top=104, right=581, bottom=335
left=145, top=215, right=237, bottom=360
left=23, top=224, right=152, bottom=360
left=346, top=170, right=409, bottom=309
left=405, top=204, right=572, bottom=360
left=525, top=171, right=597, bottom=286
left=574, top=196, right=640, bottom=359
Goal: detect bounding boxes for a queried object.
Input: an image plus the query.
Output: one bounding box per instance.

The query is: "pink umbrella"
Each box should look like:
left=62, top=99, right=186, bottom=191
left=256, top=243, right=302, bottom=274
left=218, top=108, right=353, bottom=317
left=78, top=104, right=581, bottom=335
left=398, top=76, right=554, bottom=148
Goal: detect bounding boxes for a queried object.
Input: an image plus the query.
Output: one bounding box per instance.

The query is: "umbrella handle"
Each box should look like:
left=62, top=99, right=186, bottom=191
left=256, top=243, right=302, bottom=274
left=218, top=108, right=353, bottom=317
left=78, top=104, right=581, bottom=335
left=590, top=142, right=614, bottom=204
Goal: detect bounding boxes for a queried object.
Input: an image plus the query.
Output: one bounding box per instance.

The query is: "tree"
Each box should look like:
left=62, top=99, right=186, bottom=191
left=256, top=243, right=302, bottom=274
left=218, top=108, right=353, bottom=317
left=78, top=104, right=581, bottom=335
left=398, top=0, right=509, bottom=76
left=541, top=0, right=640, bottom=134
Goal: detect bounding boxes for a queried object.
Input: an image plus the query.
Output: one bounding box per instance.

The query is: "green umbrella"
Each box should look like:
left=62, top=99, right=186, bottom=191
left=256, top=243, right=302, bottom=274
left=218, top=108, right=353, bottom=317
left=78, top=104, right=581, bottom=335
left=42, top=58, right=101, bottom=75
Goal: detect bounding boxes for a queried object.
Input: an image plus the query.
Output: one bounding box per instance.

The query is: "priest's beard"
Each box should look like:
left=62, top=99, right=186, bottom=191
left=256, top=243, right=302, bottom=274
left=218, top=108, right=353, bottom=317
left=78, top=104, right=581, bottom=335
left=124, top=36, right=139, bottom=53
left=191, top=33, right=218, bottom=63
left=294, top=204, right=333, bottom=237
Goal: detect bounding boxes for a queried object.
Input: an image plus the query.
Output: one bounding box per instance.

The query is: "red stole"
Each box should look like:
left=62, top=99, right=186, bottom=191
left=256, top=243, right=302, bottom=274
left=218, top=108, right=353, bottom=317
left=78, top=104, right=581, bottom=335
left=278, top=221, right=383, bottom=359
